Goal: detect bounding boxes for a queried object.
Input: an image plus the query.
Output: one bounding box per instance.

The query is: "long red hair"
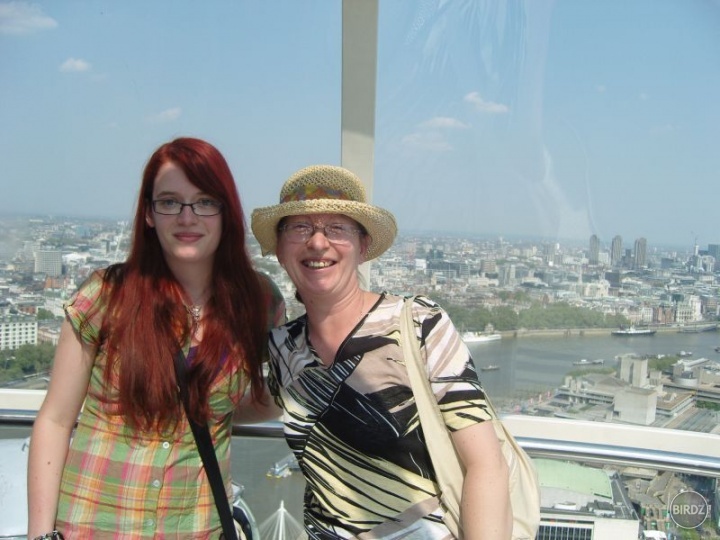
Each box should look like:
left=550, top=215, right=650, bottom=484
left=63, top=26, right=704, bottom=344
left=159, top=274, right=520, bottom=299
left=96, top=137, right=267, bottom=431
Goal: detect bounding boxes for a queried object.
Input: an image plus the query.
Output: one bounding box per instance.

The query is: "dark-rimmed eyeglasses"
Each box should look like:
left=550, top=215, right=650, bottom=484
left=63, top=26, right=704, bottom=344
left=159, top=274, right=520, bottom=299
left=279, top=222, right=362, bottom=244
left=151, top=198, right=222, bottom=216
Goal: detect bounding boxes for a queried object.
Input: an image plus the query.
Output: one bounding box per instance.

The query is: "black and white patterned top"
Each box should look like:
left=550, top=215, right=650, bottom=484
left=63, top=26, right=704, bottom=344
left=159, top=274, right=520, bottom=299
left=267, top=293, right=494, bottom=539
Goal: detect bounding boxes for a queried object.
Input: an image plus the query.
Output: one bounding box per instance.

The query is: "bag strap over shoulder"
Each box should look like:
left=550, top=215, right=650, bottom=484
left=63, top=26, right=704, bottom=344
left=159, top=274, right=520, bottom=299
left=401, top=297, right=542, bottom=540
left=173, top=350, right=240, bottom=540
left=400, top=297, right=465, bottom=538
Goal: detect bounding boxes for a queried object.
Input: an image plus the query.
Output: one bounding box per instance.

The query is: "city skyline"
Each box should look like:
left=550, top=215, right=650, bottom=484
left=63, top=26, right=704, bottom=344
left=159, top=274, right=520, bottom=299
left=1, top=212, right=715, bottom=263
left=1, top=1, right=719, bottom=247
left=0, top=210, right=716, bottom=257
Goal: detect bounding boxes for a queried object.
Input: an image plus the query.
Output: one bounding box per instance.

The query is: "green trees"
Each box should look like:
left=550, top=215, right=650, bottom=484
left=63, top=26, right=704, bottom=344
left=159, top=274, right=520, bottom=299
left=443, top=305, right=493, bottom=332
left=439, top=299, right=629, bottom=332
left=518, top=303, right=613, bottom=329
left=0, top=342, right=56, bottom=384
left=36, top=308, right=59, bottom=321
left=492, top=306, right=521, bottom=331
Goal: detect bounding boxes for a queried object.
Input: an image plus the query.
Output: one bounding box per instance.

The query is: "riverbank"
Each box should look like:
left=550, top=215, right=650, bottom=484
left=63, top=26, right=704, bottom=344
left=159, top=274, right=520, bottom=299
left=501, top=325, right=714, bottom=339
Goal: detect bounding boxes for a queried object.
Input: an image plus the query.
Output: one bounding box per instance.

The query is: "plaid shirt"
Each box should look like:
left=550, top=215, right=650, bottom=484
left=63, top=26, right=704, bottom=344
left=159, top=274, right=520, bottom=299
left=56, top=270, right=285, bottom=538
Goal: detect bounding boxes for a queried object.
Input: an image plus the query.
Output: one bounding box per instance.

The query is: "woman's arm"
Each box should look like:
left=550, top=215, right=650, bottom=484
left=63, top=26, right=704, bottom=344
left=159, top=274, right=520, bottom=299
left=233, top=273, right=285, bottom=425
left=27, top=318, right=95, bottom=538
left=232, top=380, right=282, bottom=424
left=413, top=297, right=512, bottom=538
left=452, top=421, right=512, bottom=540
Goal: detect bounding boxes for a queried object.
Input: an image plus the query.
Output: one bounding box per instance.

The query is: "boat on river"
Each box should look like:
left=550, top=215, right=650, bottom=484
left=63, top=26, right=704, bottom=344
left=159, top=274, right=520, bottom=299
left=572, top=358, right=604, bottom=366
left=480, top=364, right=500, bottom=371
left=461, top=331, right=502, bottom=344
left=611, top=326, right=656, bottom=337
left=678, top=322, right=718, bottom=333
left=267, top=453, right=299, bottom=478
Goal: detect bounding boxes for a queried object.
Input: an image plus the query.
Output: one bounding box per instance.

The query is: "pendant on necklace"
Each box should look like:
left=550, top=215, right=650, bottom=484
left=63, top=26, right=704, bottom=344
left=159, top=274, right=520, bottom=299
left=187, top=304, right=201, bottom=322
left=185, top=304, right=202, bottom=333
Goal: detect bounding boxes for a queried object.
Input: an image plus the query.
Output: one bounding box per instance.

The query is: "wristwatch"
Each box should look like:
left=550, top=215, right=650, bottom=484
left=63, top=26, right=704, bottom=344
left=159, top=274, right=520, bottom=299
left=33, top=531, right=65, bottom=540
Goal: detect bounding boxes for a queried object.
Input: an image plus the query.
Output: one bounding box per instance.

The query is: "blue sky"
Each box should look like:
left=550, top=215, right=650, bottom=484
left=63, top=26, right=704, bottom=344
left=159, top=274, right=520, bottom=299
left=1, top=0, right=719, bottom=250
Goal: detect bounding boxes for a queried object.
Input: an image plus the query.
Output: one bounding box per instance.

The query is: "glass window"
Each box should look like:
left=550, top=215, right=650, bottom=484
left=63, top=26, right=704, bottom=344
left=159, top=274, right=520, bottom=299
left=1, top=2, right=719, bottom=538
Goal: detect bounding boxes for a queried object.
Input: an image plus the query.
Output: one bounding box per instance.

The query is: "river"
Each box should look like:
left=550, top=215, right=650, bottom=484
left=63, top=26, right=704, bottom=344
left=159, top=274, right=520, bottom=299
left=469, top=328, right=719, bottom=403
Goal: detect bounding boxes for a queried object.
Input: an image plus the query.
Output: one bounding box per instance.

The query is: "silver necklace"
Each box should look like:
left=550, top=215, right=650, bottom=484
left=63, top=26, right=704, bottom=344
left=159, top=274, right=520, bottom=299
left=357, top=292, right=367, bottom=323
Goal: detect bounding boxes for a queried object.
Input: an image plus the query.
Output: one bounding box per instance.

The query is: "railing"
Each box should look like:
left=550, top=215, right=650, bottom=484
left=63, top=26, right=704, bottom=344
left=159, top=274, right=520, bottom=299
left=503, top=415, right=720, bottom=478
left=2, top=388, right=719, bottom=478
left=3, top=388, right=720, bottom=540
left=234, top=415, right=720, bottom=479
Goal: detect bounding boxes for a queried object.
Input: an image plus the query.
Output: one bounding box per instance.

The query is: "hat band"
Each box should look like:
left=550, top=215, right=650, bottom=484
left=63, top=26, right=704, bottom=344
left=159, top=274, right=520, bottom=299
left=280, top=185, right=354, bottom=203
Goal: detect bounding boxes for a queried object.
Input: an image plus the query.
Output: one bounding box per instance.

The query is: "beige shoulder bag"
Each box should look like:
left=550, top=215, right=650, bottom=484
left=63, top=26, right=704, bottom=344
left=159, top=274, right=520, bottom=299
left=400, top=297, right=541, bottom=540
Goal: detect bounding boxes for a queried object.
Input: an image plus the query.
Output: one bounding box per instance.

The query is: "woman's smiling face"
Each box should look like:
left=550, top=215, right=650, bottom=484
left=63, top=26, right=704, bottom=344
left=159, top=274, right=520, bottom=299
left=276, top=213, right=369, bottom=299
left=145, top=162, right=223, bottom=272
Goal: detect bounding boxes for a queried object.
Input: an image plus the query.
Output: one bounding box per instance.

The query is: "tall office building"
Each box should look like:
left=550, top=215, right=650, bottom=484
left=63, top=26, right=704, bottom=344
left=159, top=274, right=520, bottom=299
left=588, top=234, right=600, bottom=265
left=34, top=250, right=63, bottom=277
left=480, top=259, right=497, bottom=274
left=542, top=243, right=556, bottom=264
left=708, top=244, right=720, bottom=271
left=633, top=237, right=647, bottom=269
left=610, top=235, right=623, bottom=267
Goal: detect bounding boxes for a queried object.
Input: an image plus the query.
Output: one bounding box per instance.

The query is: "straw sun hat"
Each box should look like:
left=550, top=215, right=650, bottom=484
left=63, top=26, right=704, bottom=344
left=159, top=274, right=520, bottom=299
left=251, top=165, right=397, bottom=261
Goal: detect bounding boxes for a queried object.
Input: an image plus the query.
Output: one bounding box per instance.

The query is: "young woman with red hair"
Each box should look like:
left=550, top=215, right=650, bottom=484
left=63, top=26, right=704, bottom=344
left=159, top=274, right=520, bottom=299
left=27, top=137, right=285, bottom=538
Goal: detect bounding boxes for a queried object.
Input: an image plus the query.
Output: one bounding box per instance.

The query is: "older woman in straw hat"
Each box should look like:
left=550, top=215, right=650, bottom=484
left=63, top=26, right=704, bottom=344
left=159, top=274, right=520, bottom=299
left=251, top=165, right=511, bottom=539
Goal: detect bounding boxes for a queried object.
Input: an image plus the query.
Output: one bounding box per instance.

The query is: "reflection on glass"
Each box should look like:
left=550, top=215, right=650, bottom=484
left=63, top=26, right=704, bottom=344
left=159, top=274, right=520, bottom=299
left=1, top=1, right=719, bottom=539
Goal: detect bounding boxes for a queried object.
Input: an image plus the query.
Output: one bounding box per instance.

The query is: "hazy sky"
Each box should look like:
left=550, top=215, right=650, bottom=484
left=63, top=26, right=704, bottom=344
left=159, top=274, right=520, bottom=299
left=1, top=0, right=719, bottom=250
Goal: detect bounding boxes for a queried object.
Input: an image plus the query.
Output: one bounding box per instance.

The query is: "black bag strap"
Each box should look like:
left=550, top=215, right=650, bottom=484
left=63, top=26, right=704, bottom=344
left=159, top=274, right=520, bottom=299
left=173, top=349, right=238, bottom=540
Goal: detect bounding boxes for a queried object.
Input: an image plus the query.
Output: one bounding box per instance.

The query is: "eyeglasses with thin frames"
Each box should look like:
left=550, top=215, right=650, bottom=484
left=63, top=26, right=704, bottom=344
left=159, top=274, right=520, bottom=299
left=279, top=222, right=362, bottom=244
left=151, top=198, right=223, bottom=216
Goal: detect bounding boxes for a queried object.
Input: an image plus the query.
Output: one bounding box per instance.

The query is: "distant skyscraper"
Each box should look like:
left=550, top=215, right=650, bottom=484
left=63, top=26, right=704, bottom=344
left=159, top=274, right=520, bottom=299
left=508, top=263, right=516, bottom=284
left=611, top=235, right=623, bottom=267
left=709, top=244, right=720, bottom=271
left=588, top=234, right=600, bottom=265
left=633, top=237, right=647, bottom=269
left=542, top=243, right=555, bottom=264
left=34, top=250, right=62, bottom=277
left=481, top=259, right=497, bottom=274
